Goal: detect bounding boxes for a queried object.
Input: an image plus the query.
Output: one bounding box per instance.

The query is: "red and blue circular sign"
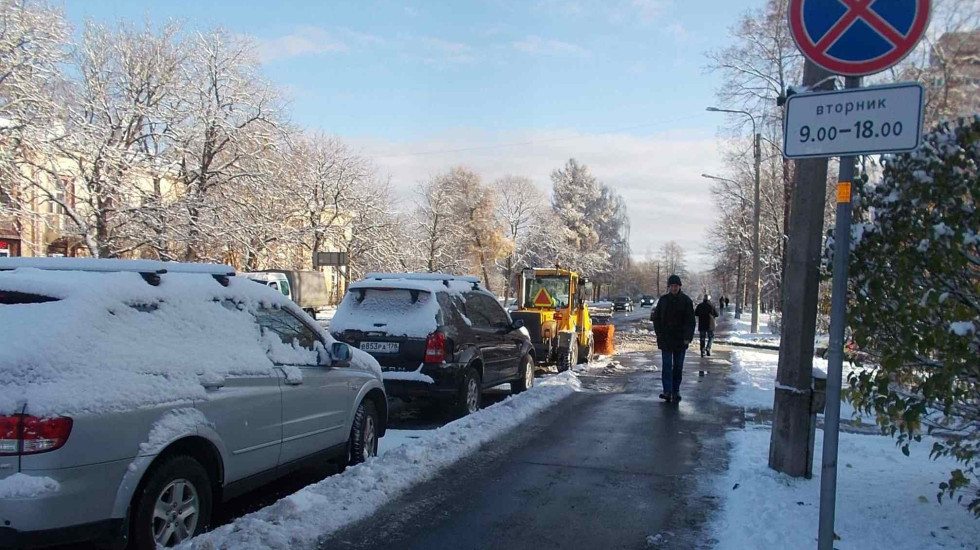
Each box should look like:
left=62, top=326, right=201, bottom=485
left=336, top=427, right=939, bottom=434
left=790, top=0, right=931, bottom=76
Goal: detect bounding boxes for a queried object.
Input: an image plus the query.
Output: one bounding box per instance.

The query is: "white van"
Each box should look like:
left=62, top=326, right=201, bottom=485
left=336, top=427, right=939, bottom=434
left=242, top=272, right=292, bottom=300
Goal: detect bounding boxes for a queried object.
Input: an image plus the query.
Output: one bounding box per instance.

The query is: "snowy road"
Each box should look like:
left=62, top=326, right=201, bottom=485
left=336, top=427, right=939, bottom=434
left=315, top=336, right=739, bottom=549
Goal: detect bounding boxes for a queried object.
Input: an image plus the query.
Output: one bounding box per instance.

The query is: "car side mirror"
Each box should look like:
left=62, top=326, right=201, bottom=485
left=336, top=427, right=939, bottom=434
left=510, top=318, right=525, bottom=331
left=330, top=342, right=352, bottom=368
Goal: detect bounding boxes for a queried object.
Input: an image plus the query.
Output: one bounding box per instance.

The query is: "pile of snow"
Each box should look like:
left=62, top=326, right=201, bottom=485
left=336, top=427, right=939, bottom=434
left=711, top=427, right=980, bottom=549
left=0, top=473, right=60, bottom=498
left=182, top=372, right=582, bottom=550
left=0, top=265, right=379, bottom=417
left=725, top=350, right=858, bottom=419
left=723, top=312, right=781, bottom=346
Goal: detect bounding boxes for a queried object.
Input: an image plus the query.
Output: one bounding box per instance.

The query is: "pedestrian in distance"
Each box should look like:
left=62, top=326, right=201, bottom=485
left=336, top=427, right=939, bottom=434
left=652, top=274, right=695, bottom=403
left=695, top=295, right=719, bottom=357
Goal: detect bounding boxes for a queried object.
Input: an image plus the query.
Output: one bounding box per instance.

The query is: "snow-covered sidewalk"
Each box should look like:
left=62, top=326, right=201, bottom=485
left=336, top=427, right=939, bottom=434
left=183, top=372, right=582, bottom=549
left=714, top=427, right=980, bottom=549
left=724, top=349, right=859, bottom=420
left=717, top=311, right=781, bottom=347
left=714, top=350, right=980, bottom=549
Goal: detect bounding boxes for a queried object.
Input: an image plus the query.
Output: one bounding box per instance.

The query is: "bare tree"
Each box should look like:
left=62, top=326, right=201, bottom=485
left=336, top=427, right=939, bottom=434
left=10, top=21, right=184, bottom=258
left=890, top=0, right=980, bottom=123
left=660, top=241, right=687, bottom=279
left=170, top=29, right=283, bottom=262
left=495, top=175, right=546, bottom=300
left=413, top=173, right=466, bottom=274
left=0, top=0, right=68, bottom=251
left=0, top=0, right=68, bottom=140
left=706, top=0, right=803, bottom=285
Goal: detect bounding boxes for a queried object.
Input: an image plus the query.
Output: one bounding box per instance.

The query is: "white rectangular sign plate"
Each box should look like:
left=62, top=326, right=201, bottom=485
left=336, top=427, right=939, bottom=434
left=783, top=82, right=924, bottom=159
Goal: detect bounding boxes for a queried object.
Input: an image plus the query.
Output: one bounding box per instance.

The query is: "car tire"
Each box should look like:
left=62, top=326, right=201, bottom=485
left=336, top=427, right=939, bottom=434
left=455, top=367, right=482, bottom=417
left=130, top=455, right=212, bottom=550
left=511, top=355, right=534, bottom=394
left=348, top=400, right=379, bottom=466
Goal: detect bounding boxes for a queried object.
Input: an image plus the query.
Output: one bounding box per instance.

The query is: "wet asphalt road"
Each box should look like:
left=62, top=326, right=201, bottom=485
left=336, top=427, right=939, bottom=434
left=316, top=334, right=738, bottom=549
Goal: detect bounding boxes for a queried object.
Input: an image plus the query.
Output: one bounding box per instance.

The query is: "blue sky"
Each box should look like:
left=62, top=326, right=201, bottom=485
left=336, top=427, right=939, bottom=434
left=63, top=0, right=757, bottom=271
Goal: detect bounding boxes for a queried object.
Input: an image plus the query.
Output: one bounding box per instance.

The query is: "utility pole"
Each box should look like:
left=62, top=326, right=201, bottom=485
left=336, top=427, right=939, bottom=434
left=706, top=107, right=762, bottom=332
left=769, top=60, right=836, bottom=477
left=751, top=131, right=762, bottom=333
left=735, top=248, right=743, bottom=319
left=656, top=261, right=661, bottom=296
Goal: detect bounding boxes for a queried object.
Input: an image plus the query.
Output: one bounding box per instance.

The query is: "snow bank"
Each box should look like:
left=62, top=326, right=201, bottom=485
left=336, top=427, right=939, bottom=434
left=725, top=350, right=860, bottom=418
left=182, top=372, right=581, bottom=550
left=0, top=473, right=60, bottom=499
left=0, top=268, right=377, bottom=417
left=711, top=427, right=980, bottom=549
left=724, top=312, right=781, bottom=346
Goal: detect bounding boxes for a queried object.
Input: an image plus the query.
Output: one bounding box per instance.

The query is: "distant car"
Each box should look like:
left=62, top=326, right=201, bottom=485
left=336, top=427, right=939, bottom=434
left=639, top=295, right=656, bottom=307
left=331, top=273, right=536, bottom=417
left=0, top=258, right=386, bottom=549
left=612, top=295, right=634, bottom=312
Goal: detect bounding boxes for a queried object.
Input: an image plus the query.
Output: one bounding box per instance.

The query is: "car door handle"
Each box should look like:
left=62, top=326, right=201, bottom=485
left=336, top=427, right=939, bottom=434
left=284, top=379, right=303, bottom=386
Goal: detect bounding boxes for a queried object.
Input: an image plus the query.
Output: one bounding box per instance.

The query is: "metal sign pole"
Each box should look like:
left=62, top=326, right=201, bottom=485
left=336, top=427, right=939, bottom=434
left=817, top=74, right=861, bottom=550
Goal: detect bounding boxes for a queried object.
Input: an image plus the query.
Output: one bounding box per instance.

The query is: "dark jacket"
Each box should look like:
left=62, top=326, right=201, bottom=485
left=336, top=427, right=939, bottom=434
left=652, top=291, right=695, bottom=352
left=695, top=301, right=719, bottom=333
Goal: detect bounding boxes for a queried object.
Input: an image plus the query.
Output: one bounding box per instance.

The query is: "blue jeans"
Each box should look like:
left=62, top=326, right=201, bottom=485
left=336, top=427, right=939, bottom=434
left=700, top=331, right=714, bottom=354
left=662, top=349, right=687, bottom=395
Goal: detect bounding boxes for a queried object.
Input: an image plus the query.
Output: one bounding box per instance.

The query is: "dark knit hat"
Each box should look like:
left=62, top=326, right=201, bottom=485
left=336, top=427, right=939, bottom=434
left=667, top=274, right=682, bottom=286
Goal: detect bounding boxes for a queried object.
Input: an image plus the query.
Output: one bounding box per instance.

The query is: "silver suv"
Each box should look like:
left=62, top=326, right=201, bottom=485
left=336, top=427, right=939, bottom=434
left=0, top=258, right=387, bottom=549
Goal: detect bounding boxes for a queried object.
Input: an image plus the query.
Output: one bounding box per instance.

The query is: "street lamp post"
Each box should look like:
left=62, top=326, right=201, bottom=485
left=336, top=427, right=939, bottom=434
left=706, top=107, right=762, bottom=334
left=701, top=173, right=747, bottom=319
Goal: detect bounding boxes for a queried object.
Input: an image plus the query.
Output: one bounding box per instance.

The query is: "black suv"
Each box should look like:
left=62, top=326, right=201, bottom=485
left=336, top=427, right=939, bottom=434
left=331, top=273, right=535, bottom=416
left=613, top=295, right=634, bottom=312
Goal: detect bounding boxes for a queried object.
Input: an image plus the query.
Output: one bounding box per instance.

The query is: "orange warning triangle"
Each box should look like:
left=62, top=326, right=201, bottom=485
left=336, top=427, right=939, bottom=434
left=533, top=288, right=553, bottom=307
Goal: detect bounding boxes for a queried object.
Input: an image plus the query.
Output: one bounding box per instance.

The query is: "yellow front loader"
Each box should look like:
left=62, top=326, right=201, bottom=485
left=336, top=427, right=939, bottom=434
left=510, top=268, right=594, bottom=372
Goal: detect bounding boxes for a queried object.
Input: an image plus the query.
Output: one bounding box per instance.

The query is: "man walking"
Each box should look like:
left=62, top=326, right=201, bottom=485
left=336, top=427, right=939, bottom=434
left=695, top=295, right=719, bottom=357
left=652, top=274, right=695, bottom=403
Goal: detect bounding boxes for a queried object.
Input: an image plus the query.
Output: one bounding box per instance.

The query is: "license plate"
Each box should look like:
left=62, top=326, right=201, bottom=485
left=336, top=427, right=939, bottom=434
left=360, top=341, right=399, bottom=354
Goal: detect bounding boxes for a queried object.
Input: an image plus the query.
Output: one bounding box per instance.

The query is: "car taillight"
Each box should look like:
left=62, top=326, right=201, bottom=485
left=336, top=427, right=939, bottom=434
left=0, top=415, right=73, bottom=456
left=425, top=331, right=446, bottom=364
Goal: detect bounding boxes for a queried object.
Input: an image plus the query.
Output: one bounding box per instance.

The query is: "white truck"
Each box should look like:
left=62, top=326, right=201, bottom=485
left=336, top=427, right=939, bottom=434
left=242, top=270, right=333, bottom=316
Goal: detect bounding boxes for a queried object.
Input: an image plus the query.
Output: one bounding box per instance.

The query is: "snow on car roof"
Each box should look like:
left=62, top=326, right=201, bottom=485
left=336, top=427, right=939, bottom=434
left=0, top=257, right=236, bottom=275
left=335, top=273, right=493, bottom=338
left=363, top=272, right=481, bottom=283
left=0, top=266, right=377, bottom=417
left=350, top=273, right=486, bottom=296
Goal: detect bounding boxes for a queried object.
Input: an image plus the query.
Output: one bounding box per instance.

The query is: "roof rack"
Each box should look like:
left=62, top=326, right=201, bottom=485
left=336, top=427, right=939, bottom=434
left=0, top=258, right=236, bottom=286
left=364, top=272, right=481, bottom=284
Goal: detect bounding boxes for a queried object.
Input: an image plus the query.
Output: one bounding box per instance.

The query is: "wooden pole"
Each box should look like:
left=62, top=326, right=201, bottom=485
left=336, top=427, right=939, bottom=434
left=769, top=60, right=836, bottom=477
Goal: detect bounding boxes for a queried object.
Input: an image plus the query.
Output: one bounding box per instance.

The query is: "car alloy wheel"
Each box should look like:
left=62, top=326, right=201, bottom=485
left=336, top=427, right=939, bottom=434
left=466, top=376, right=479, bottom=414
left=362, top=414, right=377, bottom=459
left=152, top=479, right=200, bottom=547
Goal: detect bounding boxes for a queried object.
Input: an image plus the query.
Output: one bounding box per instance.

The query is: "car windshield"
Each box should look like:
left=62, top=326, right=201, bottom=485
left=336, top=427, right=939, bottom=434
left=523, top=276, right=570, bottom=309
